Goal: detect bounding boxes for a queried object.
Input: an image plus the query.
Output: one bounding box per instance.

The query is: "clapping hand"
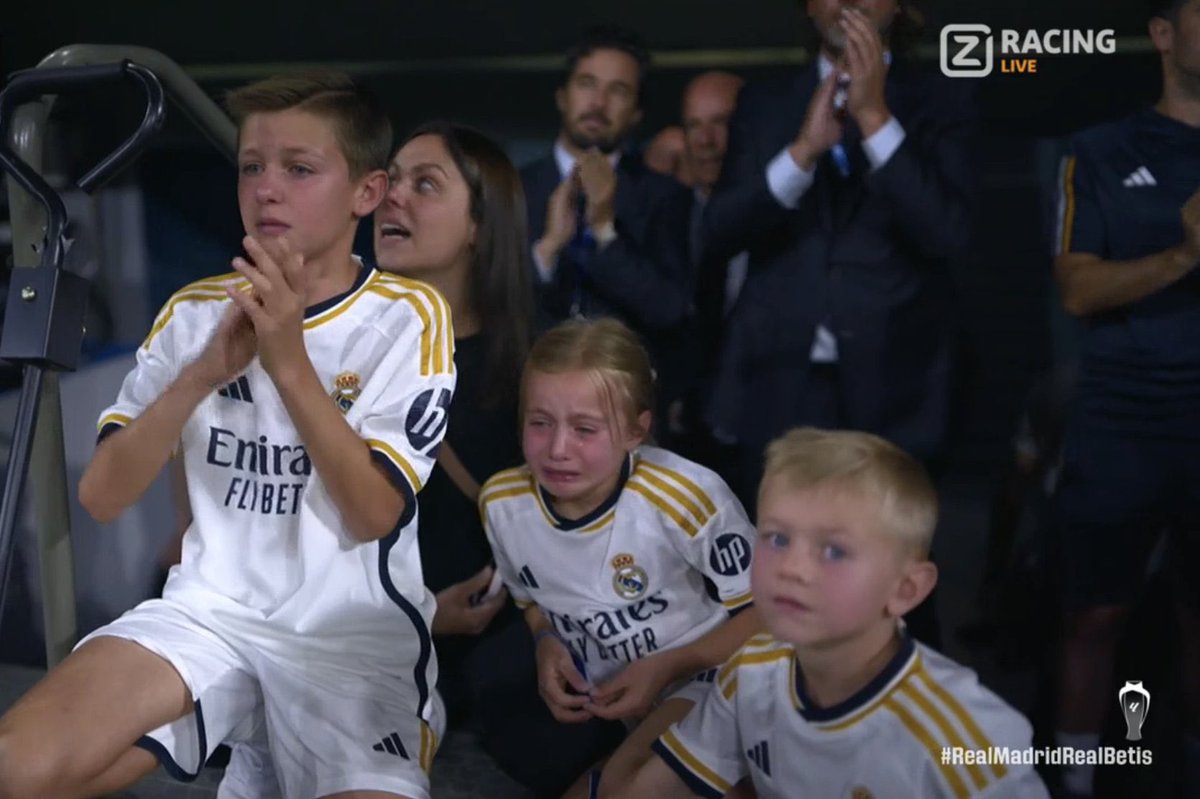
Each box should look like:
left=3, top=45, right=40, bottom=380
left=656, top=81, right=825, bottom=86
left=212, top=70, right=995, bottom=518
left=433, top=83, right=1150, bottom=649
left=227, top=235, right=308, bottom=381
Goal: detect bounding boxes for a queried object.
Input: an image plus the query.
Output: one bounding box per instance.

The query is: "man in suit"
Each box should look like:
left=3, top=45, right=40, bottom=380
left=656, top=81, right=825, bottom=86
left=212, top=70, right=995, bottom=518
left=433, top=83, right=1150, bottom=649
left=675, top=71, right=748, bottom=470
left=522, top=25, right=693, bottom=437
left=685, top=71, right=748, bottom=359
left=701, top=0, right=974, bottom=502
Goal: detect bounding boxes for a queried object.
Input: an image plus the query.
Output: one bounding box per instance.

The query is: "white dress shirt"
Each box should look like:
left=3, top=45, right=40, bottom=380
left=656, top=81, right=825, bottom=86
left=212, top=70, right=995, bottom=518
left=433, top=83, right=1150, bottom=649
left=764, top=53, right=905, bottom=363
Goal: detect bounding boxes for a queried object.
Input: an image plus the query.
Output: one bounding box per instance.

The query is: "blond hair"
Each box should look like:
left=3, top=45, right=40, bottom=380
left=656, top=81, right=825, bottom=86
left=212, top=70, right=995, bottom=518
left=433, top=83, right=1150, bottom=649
left=224, top=71, right=392, bottom=179
left=521, top=318, right=654, bottom=438
left=760, top=428, right=938, bottom=557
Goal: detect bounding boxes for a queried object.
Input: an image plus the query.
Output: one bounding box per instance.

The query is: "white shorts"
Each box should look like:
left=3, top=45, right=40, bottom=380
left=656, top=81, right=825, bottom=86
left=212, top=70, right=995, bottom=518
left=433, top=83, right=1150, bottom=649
left=665, top=668, right=720, bottom=707
left=216, top=739, right=281, bottom=799
left=79, top=597, right=444, bottom=799
left=612, top=668, right=720, bottom=732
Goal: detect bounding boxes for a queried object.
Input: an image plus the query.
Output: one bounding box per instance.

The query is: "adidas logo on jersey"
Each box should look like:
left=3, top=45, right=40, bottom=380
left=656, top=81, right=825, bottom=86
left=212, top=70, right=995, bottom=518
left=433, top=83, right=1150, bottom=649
left=518, top=565, right=540, bottom=589
left=746, top=740, right=772, bottom=776
left=1122, top=166, right=1157, bottom=187
left=217, top=375, right=253, bottom=403
left=372, top=731, right=409, bottom=758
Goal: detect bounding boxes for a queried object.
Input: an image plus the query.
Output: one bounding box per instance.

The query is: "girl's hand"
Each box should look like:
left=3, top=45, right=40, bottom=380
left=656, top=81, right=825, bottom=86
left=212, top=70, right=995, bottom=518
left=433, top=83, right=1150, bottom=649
left=431, top=565, right=508, bottom=636
left=534, top=633, right=593, bottom=723
left=585, top=651, right=677, bottom=721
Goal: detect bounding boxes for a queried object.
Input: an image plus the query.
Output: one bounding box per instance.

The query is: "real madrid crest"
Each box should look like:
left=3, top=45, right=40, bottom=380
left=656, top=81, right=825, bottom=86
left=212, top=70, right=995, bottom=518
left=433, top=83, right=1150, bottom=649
left=330, top=371, right=362, bottom=414
left=611, top=552, right=648, bottom=600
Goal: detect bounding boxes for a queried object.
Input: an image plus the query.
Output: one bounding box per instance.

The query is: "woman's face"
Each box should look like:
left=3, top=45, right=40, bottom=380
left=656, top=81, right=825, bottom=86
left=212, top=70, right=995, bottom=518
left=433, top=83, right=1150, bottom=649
left=374, top=133, right=476, bottom=279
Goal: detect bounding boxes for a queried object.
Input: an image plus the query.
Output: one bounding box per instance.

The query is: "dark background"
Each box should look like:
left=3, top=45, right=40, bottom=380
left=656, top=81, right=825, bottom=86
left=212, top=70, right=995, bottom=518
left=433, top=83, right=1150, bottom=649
left=0, top=0, right=1170, bottom=470
left=0, top=0, right=1160, bottom=137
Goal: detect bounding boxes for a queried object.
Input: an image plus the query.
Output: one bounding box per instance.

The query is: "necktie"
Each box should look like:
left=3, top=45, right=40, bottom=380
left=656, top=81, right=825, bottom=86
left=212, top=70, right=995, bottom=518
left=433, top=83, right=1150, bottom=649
left=567, top=190, right=595, bottom=317
left=570, top=192, right=596, bottom=254
left=830, top=52, right=891, bottom=178
left=831, top=140, right=852, bottom=178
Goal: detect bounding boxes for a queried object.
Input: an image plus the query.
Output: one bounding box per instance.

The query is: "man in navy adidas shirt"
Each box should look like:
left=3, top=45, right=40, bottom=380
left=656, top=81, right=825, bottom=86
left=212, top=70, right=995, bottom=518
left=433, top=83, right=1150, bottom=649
left=1053, top=1, right=1200, bottom=795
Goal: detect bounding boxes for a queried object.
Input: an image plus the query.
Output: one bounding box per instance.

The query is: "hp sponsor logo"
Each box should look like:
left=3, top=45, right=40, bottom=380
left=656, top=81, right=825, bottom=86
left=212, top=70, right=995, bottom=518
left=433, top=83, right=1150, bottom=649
left=709, top=533, right=752, bottom=576
left=405, top=388, right=452, bottom=454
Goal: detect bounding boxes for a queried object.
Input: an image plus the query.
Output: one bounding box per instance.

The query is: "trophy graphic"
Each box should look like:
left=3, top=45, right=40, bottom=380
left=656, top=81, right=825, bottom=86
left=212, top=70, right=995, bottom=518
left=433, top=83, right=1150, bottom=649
left=1118, top=680, right=1150, bottom=742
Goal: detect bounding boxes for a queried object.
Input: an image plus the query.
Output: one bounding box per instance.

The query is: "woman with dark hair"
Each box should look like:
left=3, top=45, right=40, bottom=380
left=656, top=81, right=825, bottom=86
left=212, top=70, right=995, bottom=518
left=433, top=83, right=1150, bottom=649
left=376, top=121, right=531, bottom=636
left=376, top=122, right=625, bottom=796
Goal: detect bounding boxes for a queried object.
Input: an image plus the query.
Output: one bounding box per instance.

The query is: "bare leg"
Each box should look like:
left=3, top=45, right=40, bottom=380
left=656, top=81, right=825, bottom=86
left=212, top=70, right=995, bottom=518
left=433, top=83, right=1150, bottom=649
left=78, top=746, right=160, bottom=798
left=0, top=636, right=191, bottom=799
left=580, top=698, right=694, bottom=799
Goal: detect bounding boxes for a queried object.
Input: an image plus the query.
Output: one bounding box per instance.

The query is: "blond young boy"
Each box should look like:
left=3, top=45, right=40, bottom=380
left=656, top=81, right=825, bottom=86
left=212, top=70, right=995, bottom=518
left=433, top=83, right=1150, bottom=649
left=609, top=428, right=1051, bottom=798
left=0, top=73, right=455, bottom=799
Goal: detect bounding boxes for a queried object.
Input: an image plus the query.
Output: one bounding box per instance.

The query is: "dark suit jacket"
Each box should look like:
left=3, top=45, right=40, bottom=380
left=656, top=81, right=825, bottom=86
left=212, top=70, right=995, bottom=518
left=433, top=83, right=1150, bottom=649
left=701, top=61, right=975, bottom=462
left=521, top=151, right=694, bottom=409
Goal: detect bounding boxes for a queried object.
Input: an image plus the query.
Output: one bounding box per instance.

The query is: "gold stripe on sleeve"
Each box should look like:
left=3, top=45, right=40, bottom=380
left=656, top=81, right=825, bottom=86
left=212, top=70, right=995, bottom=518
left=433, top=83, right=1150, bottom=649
left=366, top=438, right=424, bottom=493
left=633, top=468, right=712, bottom=531
left=883, top=696, right=970, bottom=799
left=1059, top=155, right=1076, bottom=255
left=721, top=591, right=754, bottom=609
left=142, top=291, right=230, bottom=350
left=639, top=461, right=718, bottom=515
left=96, top=412, right=133, bottom=432
left=900, top=682, right=990, bottom=791
left=917, top=668, right=1008, bottom=780
left=628, top=481, right=699, bottom=537
left=366, top=286, right=435, bottom=376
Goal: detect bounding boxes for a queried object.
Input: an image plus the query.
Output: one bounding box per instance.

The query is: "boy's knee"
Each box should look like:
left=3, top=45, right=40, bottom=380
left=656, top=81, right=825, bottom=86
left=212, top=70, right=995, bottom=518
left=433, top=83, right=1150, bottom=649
left=597, top=767, right=631, bottom=799
left=0, top=728, right=57, bottom=799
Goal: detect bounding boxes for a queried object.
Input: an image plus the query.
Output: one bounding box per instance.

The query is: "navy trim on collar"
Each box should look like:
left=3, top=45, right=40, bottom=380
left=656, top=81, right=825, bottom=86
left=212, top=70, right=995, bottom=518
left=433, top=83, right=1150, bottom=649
left=303, top=260, right=374, bottom=319
left=539, top=452, right=633, bottom=531
left=794, top=632, right=916, bottom=723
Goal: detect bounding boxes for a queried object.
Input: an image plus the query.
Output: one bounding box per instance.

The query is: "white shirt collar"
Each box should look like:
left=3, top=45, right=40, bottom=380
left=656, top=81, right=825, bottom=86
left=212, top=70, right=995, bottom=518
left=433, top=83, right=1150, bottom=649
left=817, top=50, right=892, bottom=80
left=553, top=139, right=621, bottom=181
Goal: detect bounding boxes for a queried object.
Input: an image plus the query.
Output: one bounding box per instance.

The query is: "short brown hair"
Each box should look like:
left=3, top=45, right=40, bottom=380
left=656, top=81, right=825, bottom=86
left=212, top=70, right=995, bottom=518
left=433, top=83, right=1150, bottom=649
left=563, top=25, right=652, bottom=107
left=225, top=71, right=392, bottom=179
left=760, top=428, right=938, bottom=557
left=521, top=318, right=654, bottom=439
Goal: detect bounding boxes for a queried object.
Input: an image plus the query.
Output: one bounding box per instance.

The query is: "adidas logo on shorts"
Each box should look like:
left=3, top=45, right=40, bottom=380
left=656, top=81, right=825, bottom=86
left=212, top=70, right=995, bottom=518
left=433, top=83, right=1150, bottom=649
left=372, top=731, right=409, bottom=759
left=746, top=740, right=771, bottom=776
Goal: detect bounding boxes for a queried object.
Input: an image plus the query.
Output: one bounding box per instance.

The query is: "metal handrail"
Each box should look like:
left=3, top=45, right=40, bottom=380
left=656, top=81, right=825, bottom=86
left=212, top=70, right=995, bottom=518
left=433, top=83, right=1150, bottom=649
left=35, top=44, right=236, bottom=157
left=4, top=45, right=234, bottom=666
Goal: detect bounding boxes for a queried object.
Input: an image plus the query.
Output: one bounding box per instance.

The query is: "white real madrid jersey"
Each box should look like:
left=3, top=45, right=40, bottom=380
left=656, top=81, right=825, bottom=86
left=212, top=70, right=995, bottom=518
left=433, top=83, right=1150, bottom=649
left=98, top=266, right=455, bottom=647
left=480, top=447, right=755, bottom=685
left=655, top=634, right=1050, bottom=799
